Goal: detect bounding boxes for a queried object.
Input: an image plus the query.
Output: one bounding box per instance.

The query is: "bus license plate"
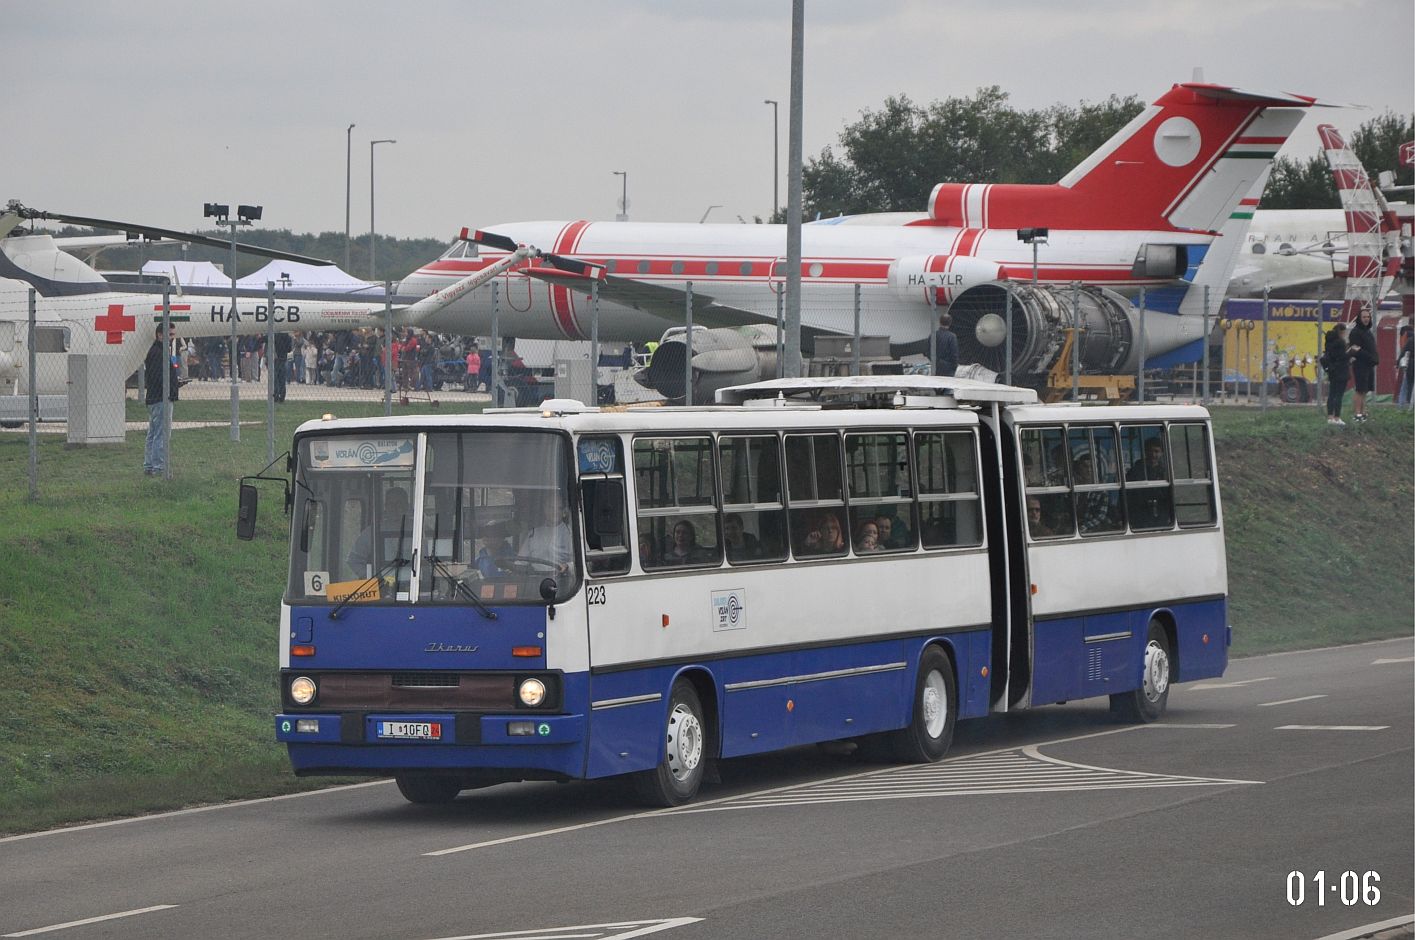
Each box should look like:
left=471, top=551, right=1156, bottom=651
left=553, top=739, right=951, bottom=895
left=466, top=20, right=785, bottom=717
left=377, top=721, right=442, bottom=741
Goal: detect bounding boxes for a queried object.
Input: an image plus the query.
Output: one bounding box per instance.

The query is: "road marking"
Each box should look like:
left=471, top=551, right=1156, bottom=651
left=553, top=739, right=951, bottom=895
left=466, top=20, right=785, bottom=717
left=1144, top=723, right=1236, bottom=729
left=1371, top=657, right=1415, bottom=664
left=424, top=723, right=1246, bottom=856
left=0, top=780, right=392, bottom=845
left=1257, top=695, right=1328, bottom=707
left=4, top=905, right=176, bottom=937
left=1310, top=913, right=1414, bottom=940
left=424, top=918, right=704, bottom=940
left=668, top=741, right=1260, bottom=814
left=1188, top=677, right=1276, bottom=690
left=1275, top=725, right=1389, bottom=732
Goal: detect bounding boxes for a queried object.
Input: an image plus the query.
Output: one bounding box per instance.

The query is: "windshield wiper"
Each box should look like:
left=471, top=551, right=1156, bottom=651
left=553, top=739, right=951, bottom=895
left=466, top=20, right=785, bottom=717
left=329, top=553, right=407, bottom=620
left=426, top=554, right=498, bottom=620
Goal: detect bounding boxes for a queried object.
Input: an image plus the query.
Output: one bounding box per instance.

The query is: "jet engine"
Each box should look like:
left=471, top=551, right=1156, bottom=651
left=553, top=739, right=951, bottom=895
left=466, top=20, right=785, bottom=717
left=639, top=325, right=779, bottom=403
left=948, top=283, right=1136, bottom=377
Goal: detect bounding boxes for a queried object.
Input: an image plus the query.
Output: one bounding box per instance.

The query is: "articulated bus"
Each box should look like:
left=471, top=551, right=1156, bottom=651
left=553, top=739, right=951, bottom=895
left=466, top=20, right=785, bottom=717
left=253, top=376, right=1228, bottom=806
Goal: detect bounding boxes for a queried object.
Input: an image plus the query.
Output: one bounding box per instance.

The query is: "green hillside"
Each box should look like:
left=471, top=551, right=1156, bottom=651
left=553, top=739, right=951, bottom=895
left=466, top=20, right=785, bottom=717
left=0, top=402, right=1409, bottom=834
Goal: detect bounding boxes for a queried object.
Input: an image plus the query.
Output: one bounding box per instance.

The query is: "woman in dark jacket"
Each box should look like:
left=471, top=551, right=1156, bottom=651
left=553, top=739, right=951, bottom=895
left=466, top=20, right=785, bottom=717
left=1324, top=322, right=1350, bottom=426
left=1346, top=307, right=1379, bottom=423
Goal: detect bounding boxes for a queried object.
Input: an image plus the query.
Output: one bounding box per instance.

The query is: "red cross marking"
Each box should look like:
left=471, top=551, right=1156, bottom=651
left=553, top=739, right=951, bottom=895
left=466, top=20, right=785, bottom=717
left=94, top=304, right=136, bottom=344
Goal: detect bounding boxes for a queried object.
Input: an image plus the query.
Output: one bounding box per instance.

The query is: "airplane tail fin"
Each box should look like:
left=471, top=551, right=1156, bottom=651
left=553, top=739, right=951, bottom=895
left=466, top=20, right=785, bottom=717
left=1317, top=123, right=1400, bottom=320
left=928, top=84, right=1318, bottom=233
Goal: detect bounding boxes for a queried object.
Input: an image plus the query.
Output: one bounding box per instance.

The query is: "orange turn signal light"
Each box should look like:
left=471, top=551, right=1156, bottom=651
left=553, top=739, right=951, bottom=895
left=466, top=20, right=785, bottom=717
left=512, top=646, right=543, bottom=658
left=291, top=644, right=316, bottom=657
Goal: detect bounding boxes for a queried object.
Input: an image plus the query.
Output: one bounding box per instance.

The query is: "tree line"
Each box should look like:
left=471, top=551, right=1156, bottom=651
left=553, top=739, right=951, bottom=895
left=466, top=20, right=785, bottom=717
left=794, top=86, right=1412, bottom=219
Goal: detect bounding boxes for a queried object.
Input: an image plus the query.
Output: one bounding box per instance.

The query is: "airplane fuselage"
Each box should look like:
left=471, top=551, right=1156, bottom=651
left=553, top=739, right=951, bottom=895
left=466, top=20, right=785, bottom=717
left=400, top=218, right=1207, bottom=345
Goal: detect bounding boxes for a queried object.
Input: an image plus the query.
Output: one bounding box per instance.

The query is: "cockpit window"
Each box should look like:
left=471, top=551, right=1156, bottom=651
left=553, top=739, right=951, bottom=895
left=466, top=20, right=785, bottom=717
left=436, top=240, right=480, bottom=260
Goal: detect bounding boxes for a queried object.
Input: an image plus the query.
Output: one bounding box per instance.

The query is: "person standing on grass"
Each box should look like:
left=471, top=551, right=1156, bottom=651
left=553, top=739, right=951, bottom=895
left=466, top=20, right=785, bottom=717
left=1323, top=322, right=1350, bottom=427
left=143, top=326, right=179, bottom=476
left=1346, top=307, right=1378, bottom=424
left=1395, top=324, right=1412, bottom=409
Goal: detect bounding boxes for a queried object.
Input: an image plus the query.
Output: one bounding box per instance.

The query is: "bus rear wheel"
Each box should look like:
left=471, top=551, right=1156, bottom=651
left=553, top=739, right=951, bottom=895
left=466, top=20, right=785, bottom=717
left=891, top=646, right=956, bottom=763
left=1111, top=620, right=1172, bottom=723
left=395, top=773, right=463, bottom=804
left=633, top=679, right=706, bottom=807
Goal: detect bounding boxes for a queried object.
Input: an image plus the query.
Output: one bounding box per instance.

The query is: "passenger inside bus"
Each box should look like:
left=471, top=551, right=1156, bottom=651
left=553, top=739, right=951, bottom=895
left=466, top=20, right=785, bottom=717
left=722, top=513, right=763, bottom=562
left=661, top=519, right=716, bottom=566
left=1026, top=497, right=1055, bottom=538
left=1072, top=453, right=1119, bottom=534
left=875, top=512, right=914, bottom=550
left=798, top=509, right=846, bottom=555
left=854, top=519, right=881, bottom=553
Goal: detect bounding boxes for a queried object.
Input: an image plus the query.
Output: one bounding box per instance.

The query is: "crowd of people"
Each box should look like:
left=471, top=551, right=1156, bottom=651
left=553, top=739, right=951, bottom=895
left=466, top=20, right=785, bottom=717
left=173, top=330, right=526, bottom=396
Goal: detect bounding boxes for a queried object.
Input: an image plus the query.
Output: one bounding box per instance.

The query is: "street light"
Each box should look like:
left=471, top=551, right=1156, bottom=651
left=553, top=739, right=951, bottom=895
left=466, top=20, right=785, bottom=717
left=370, top=138, right=396, bottom=279
left=612, top=170, right=627, bottom=221
left=204, top=201, right=262, bottom=442
left=763, top=98, right=779, bottom=220
left=345, top=123, right=355, bottom=271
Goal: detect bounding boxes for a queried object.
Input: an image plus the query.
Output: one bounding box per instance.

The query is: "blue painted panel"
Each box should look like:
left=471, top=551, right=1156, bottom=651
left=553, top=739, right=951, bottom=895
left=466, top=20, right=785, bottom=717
left=1173, top=597, right=1228, bottom=682
left=955, top=630, right=992, bottom=719
left=790, top=639, right=911, bottom=744
left=1082, top=610, right=1135, bottom=696
left=286, top=740, right=586, bottom=778
left=1031, top=616, right=1085, bottom=705
left=287, top=604, right=546, bottom=670
left=584, top=665, right=681, bottom=779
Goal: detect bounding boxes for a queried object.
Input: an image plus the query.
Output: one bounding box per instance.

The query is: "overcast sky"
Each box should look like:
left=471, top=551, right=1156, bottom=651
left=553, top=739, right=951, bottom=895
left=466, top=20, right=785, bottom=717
left=8, top=0, right=1411, bottom=244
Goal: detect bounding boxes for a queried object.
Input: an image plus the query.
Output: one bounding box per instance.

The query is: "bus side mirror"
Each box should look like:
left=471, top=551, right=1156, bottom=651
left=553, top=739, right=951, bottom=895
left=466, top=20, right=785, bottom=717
left=236, top=483, right=259, bottom=540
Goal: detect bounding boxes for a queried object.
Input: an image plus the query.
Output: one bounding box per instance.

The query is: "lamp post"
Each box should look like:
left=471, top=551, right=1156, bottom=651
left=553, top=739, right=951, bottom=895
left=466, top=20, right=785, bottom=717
left=204, top=202, right=261, bottom=441
left=763, top=98, right=779, bottom=220
left=345, top=123, right=355, bottom=271
left=1016, top=228, right=1048, bottom=386
left=369, top=138, right=396, bottom=279
left=613, top=170, right=627, bottom=221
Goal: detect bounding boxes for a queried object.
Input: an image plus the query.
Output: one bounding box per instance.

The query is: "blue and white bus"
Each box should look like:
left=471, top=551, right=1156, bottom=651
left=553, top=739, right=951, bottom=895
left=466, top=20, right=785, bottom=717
left=257, top=376, right=1228, bottom=806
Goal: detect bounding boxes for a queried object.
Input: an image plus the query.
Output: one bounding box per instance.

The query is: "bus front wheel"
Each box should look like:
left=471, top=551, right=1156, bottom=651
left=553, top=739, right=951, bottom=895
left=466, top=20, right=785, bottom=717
left=1111, top=620, right=1172, bottom=723
left=633, top=679, right=706, bottom=807
left=395, top=773, right=462, bottom=804
left=892, top=646, right=956, bottom=763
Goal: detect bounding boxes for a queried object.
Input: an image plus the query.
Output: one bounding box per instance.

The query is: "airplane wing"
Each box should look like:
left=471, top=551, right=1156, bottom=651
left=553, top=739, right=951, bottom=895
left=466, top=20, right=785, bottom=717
left=523, top=267, right=773, bottom=331
left=7, top=205, right=336, bottom=266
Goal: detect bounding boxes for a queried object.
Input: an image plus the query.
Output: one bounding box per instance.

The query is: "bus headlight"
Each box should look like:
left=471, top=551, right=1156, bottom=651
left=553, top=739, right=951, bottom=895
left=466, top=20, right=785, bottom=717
left=290, top=676, right=317, bottom=705
left=518, top=677, right=547, bottom=707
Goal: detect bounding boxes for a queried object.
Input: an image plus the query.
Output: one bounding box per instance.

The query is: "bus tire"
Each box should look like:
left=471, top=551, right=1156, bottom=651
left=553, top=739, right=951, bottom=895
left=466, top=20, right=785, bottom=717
left=891, top=646, right=956, bottom=763
left=633, top=679, right=707, bottom=807
left=1110, top=620, right=1172, bottom=723
left=394, top=773, right=462, bottom=804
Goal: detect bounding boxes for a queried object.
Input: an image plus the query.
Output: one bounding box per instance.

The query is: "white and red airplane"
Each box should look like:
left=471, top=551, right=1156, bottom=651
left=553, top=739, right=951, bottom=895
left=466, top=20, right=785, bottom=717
left=399, top=81, right=1322, bottom=397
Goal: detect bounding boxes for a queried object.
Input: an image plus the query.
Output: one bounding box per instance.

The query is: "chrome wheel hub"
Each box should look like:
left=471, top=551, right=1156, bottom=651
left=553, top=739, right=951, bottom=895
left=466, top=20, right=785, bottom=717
left=665, top=703, right=703, bottom=782
left=1142, top=640, right=1170, bottom=702
left=922, top=670, right=947, bottom=738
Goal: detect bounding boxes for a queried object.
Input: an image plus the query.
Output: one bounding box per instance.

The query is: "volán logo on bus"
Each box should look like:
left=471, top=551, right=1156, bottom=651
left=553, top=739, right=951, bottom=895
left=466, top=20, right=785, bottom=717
left=311, top=438, right=415, bottom=469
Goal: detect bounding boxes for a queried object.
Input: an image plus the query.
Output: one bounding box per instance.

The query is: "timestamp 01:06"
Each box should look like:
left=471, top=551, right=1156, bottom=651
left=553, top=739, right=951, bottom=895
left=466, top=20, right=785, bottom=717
left=1286, top=870, right=1381, bottom=907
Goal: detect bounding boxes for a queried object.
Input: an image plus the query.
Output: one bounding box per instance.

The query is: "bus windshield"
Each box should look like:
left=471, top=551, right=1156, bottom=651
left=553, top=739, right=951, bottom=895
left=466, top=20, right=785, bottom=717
left=288, top=430, right=575, bottom=606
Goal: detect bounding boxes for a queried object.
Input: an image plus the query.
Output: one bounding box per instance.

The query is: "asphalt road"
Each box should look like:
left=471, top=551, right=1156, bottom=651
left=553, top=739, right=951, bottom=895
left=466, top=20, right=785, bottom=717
left=3, top=637, right=1411, bottom=940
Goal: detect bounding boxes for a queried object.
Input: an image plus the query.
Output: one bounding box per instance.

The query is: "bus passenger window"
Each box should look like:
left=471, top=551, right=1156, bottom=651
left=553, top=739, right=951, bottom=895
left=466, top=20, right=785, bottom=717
left=634, top=437, right=721, bottom=570
left=915, top=431, right=982, bottom=548
left=719, top=435, right=787, bottom=564
left=785, top=434, right=847, bottom=558
left=1122, top=424, right=1174, bottom=530
left=1070, top=426, right=1124, bottom=536
left=1169, top=423, right=1216, bottom=527
left=1019, top=427, right=1074, bottom=539
left=845, top=433, right=916, bottom=552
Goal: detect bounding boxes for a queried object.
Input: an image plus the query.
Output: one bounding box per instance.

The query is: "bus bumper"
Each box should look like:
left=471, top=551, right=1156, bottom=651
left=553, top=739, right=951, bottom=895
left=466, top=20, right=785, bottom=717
left=276, top=712, right=587, bottom=777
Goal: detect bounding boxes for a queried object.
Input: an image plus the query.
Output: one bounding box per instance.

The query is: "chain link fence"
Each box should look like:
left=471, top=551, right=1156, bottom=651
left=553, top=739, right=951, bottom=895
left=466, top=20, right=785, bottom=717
left=10, top=279, right=1401, bottom=498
